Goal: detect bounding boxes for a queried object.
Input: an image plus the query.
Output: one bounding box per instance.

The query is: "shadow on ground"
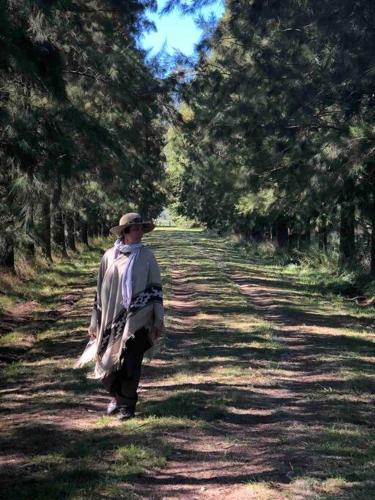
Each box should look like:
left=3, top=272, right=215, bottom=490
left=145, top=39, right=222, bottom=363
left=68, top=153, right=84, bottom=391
left=0, top=230, right=374, bottom=499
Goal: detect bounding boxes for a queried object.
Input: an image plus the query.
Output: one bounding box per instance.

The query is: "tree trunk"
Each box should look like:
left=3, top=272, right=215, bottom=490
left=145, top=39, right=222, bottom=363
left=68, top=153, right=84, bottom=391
left=366, top=163, right=375, bottom=275
left=80, top=218, right=89, bottom=246
left=288, top=232, right=299, bottom=249
left=371, top=209, right=375, bottom=276
left=101, top=220, right=110, bottom=237
left=271, top=224, right=277, bottom=241
left=251, top=227, right=263, bottom=242
left=24, top=170, right=35, bottom=259
left=65, top=211, right=77, bottom=251
left=24, top=204, right=35, bottom=259
left=0, top=232, right=15, bottom=270
left=301, top=220, right=311, bottom=247
left=40, top=196, right=52, bottom=262
left=52, top=174, right=68, bottom=257
left=318, top=217, right=328, bottom=252
left=74, top=212, right=81, bottom=244
left=88, top=222, right=95, bottom=239
left=339, top=200, right=356, bottom=267
left=53, top=209, right=67, bottom=256
left=276, top=220, right=289, bottom=248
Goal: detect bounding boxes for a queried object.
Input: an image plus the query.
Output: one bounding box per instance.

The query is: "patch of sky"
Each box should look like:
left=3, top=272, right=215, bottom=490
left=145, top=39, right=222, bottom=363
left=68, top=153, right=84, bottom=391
left=140, top=0, right=225, bottom=57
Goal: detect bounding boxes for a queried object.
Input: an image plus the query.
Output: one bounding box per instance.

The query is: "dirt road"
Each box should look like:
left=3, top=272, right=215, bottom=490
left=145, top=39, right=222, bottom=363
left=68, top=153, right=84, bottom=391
left=1, top=230, right=374, bottom=499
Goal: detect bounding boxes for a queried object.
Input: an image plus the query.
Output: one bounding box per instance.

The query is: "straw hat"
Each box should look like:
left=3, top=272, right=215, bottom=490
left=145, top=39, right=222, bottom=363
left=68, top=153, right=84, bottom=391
left=109, top=213, right=155, bottom=236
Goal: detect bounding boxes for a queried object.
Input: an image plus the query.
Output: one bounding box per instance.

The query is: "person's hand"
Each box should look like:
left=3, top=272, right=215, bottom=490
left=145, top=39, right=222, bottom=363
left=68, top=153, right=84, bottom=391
left=88, top=325, right=97, bottom=340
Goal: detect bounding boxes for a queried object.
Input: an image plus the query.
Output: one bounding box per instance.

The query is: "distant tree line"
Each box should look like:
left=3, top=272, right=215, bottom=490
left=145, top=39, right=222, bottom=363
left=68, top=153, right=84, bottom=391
left=0, top=0, right=167, bottom=271
left=167, top=0, right=375, bottom=274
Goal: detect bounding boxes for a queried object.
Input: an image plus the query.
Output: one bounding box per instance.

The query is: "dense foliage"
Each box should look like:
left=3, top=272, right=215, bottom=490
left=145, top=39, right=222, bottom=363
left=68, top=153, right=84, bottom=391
left=167, top=0, right=375, bottom=274
left=0, top=0, right=167, bottom=269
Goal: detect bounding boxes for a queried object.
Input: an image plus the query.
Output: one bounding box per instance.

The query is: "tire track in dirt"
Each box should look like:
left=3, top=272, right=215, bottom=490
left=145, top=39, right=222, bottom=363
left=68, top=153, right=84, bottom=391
left=230, top=268, right=374, bottom=402
left=134, top=239, right=308, bottom=499
left=136, top=260, right=254, bottom=499
left=219, top=253, right=375, bottom=497
left=141, top=239, right=374, bottom=499
left=1, top=233, right=373, bottom=499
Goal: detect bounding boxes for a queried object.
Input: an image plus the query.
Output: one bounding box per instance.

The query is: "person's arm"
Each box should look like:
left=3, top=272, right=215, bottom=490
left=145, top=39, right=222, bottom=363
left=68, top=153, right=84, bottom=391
left=88, top=253, right=106, bottom=339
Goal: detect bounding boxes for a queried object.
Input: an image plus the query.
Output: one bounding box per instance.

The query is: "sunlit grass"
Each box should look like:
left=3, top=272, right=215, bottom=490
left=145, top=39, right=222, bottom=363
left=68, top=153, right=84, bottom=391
left=1, top=228, right=374, bottom=499
left=0, top=330, right=34, bottom=347
left=2, top=360, right=30, bottom=378
left=115, top=444, right=169, bottom=475
left=154, top=226, right=203, bottom=232
left=245, top=481, right=280, bottom=500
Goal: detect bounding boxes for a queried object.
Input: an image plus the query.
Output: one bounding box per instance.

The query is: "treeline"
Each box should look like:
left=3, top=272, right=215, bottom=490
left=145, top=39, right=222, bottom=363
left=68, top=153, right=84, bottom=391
left=0, top=0, right=168, bottom=271
left=167, top=0, right=375, bottom=274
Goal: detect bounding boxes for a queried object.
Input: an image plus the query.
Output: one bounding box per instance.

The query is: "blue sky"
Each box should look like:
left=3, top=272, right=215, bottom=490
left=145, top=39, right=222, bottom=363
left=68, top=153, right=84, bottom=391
left=141, top=0, right=225, bottom=57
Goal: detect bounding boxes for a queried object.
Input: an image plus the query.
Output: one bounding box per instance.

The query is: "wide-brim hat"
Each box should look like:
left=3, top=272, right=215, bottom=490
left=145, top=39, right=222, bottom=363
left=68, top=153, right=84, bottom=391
left=110, top=212, right=155, bottom=236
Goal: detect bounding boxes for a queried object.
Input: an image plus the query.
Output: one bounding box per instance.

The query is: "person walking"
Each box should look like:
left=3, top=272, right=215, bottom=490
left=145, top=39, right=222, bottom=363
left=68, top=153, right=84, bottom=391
left=77, top=213, right=164, bottom=420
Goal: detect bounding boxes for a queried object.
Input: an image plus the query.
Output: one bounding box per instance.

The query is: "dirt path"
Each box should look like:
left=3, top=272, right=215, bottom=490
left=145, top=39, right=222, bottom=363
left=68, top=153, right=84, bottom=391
left=0, top=230, right=374, bottom=499
left=136, top=233, right=374, bottom=499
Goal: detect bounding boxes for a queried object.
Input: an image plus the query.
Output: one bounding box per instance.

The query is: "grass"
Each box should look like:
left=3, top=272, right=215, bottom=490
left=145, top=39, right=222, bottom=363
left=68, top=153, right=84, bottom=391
left=232, top=237, right=375, bottom=305
left=115, top=443, right=169, bottom=474
left=0, top=243, right=104, bottom=367
left=1, top=418, right=176, bottom=499
left=255, top=476, right=355, bottom=500
left=0, top=229, right=374, bottom=499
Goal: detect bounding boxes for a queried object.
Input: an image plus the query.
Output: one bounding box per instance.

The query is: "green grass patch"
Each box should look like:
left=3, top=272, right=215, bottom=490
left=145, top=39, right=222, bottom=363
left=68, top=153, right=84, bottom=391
left=309, top=424, right=375, bottom=483
left=115, top=443, right=169, bottom=475
left=2, top=360, right=31, bottom=378
left=144, top=390, right=227, bottom=420
left=1, top=229, right=374, bottom=499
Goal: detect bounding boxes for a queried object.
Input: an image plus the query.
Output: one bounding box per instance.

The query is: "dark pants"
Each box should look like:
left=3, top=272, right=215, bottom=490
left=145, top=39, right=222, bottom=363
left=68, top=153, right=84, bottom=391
left=102, top=328, right=151, bottom=408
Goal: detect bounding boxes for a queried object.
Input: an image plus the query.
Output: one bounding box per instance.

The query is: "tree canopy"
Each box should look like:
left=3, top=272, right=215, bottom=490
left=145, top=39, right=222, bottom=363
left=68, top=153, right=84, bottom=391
left=0, top=0, right=168, bottom=268
left=166, top=0, right=375, bottom=273
left=2, top=0, right=374, bottom=275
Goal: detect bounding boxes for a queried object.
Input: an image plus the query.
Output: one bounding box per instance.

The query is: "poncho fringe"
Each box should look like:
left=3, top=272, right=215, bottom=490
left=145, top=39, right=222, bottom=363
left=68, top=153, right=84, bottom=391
left=75, top=246, right=164, bottom=379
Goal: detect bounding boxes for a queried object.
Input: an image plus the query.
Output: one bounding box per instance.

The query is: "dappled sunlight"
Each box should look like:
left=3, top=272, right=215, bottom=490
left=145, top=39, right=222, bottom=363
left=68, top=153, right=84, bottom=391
left=0, top=229, right=374, bottom=498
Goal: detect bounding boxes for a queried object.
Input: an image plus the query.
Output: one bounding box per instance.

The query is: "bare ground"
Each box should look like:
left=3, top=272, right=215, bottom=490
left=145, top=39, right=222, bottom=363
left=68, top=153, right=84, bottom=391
left=0, top=231, right=374, bottom=499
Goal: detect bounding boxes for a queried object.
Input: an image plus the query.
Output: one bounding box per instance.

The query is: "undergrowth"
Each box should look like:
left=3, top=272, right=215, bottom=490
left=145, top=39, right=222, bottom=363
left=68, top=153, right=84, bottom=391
left=0, top=240, right=106, bottom=317
left=231, top=238, right=375, bottom=302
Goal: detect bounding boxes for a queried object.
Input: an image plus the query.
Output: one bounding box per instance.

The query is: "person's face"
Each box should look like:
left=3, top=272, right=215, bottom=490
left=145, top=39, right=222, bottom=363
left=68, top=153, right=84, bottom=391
left=123, top=224, right=144, bottom=244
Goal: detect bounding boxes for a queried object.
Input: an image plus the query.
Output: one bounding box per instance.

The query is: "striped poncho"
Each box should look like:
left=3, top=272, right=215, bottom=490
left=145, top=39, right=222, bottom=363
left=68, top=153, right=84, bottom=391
left=77, top=245, right=164, bottom=378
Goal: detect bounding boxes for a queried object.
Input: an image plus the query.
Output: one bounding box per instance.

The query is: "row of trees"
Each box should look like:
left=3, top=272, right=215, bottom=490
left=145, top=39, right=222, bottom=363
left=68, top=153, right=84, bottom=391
left=167, top=0, right=375, bottom=273
left=0, top=0, right=168, bottom=270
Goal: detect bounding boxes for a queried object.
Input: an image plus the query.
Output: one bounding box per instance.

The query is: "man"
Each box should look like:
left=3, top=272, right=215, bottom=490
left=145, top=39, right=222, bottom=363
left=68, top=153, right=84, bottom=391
left=78, top=213, right=164, bottom=420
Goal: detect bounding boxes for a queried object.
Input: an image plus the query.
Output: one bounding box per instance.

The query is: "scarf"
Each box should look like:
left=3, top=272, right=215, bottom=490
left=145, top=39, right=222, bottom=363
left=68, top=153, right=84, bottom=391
left=114, top=239, right=143, bottom=309
left=75, top=242, right=164, bottom=376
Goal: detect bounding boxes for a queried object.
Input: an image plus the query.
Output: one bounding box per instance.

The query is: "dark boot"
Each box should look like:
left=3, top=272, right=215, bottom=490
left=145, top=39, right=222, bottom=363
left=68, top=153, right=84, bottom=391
left=117, top=405, right=135, bottom=421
